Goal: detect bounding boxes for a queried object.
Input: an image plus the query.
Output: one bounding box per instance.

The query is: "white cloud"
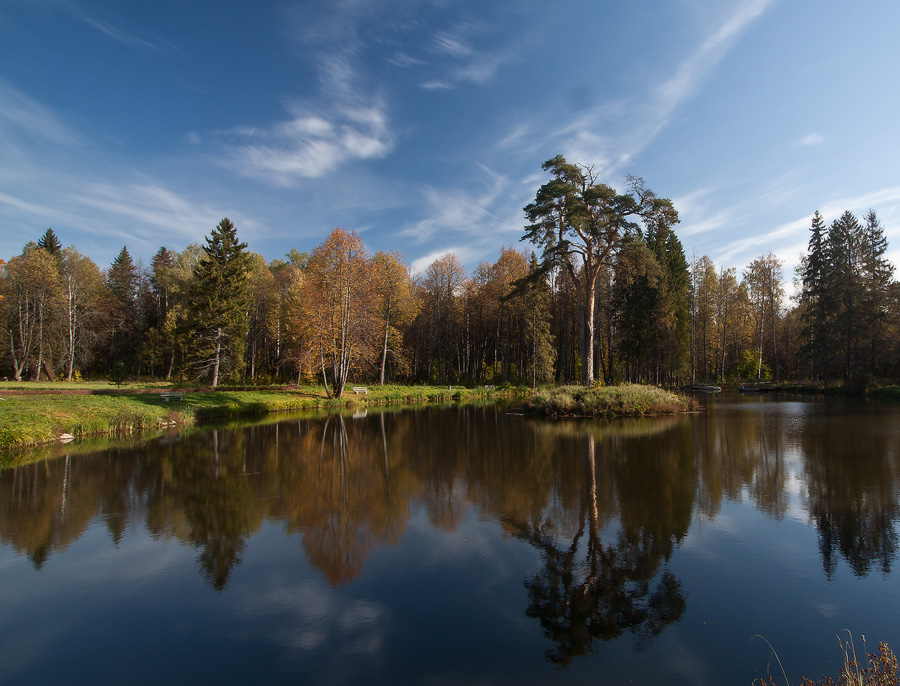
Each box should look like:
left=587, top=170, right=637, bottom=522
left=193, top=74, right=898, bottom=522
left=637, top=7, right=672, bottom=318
left=233, top=100, right=392, bottom=185
left=410, top=248, right=468, bottom=275
left=798, top=132, right=824, bottom=146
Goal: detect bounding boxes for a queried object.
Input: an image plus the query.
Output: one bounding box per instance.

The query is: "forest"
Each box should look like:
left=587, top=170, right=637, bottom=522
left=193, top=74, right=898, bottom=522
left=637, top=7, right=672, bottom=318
left=1, top=158, right=897, bottom=393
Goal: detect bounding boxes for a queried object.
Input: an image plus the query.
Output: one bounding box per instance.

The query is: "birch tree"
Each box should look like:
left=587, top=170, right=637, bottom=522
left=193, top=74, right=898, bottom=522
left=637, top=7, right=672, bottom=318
left=300, top=228, right=375, bottom=398
left=58, top=247, right=103, bottom=381
left=373, top=251, right=417, bottom=385
left=0, top=244, right=62, bottom=380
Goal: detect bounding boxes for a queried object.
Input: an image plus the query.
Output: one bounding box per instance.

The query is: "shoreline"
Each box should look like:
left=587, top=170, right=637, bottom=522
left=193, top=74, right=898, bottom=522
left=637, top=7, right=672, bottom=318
left=0, top=384, right=520, bottom=455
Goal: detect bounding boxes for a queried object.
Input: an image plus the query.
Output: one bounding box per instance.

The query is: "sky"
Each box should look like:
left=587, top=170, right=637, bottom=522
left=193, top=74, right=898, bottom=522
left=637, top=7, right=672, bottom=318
left=2, top=0, right=900, bottom=288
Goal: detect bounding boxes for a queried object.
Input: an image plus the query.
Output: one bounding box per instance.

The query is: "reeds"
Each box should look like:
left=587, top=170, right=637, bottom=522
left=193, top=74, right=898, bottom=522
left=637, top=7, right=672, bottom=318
left=753, top=632, right=898, bottom=686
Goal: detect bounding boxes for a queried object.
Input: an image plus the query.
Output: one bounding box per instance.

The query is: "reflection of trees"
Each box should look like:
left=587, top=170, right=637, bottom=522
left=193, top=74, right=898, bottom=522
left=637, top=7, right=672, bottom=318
left=3, top=400, right=900, bottom=600
left=271, top=411, right=416, bottom=585
left=514, top=433, right=689, bottom=665
left=692, top=400, right=791, bottom=519
left=802, top=409, right=900, bottom=577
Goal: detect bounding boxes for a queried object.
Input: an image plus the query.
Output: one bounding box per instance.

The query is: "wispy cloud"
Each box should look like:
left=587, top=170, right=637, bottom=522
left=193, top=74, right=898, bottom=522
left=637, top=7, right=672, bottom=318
left=388, top=51, right=427, bottom=69
left=410, top=248, right=473, bottom=275
left=401, top=166, right=512, bottom=244
left=419, top=22, right=515, bottom=91
left=231, top=99, right=392, bottom=185
left=76, top=182, right=229, bottom=244
left=555, top=0, right=775, bottom=173
left=432, top=31, right=474, bottom=60
left=797, top=132, right=824, bottom=146
left=655, top=0, right=773, bottom=115
left=83, top=18, right=178, bottom=54
left=683, top=184, right=900, bottom=282
left=229, top=3, right=396, bottom=185
left=402, top=165, right=529, bottom=273
left=0, top=79, right=82, bottom=148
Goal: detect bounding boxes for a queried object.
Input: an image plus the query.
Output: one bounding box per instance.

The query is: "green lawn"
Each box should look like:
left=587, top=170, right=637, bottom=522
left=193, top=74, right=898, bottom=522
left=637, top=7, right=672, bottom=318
left=0, top=382, right=520, bottom=452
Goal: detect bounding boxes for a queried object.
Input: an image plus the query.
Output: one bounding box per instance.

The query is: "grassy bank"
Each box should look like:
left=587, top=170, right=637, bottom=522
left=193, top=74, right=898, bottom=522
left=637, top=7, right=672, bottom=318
left=0, top=381, right=692, bottom=453
left=523, top=384, right=693, bottom=418
left=0, top=382, right=520, bottom=452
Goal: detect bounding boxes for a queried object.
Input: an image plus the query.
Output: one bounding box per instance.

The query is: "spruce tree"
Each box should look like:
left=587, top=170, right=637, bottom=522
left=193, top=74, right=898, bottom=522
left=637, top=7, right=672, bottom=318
left=827, top=211, right=865, bottom=382
left=37, top=228, right=62, bottom=256
left=860, top=210, right=893, bottom=377
left=800, top=211, right=831, bottom=385
left=190, top=218, right=252, bottom=387
left=106, top=246, right=139, bottom=375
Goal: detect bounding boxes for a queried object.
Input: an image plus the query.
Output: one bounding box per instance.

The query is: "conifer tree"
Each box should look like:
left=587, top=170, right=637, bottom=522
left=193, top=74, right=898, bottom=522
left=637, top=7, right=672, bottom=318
left=826, top=211, right=865, bottom=382
left=37, top=228, right=62, bottom=257
left=190, top=218, right=252, bottom=387
left=146, top=247, right=176, bottom=378
left=799, top=211, right=832, bottom=385
left=523, top=155, right=678, bottom=385
left=106, top=246, right=139, bottom=375
left=860, top=209, right=893, bottom=377
left=524, top=253, right=556, bottom=388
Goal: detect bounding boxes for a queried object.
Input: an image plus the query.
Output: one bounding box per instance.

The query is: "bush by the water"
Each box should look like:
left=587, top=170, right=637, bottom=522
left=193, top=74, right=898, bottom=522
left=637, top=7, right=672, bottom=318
left=526, top=384, right=691, bottom=417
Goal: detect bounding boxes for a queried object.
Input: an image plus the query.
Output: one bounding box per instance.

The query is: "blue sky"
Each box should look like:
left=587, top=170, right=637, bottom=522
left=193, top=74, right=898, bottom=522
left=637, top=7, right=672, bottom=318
left=2, top=0, right=900, bottom=286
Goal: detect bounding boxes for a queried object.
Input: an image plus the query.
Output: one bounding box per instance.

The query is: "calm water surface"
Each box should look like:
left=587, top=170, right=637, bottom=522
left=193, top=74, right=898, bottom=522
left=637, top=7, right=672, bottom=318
left=2, top=395, right=900, bottom=684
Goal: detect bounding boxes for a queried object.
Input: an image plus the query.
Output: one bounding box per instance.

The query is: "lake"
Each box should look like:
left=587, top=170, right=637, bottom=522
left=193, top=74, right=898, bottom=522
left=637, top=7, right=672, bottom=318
left=1, top=395, right=899, bottom=684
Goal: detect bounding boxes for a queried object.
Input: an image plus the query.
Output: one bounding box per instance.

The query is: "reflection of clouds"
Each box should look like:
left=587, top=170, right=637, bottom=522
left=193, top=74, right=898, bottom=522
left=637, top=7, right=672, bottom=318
left=816, top=603, right=840, bottom=619
left=238, top=578, right=387, bottom=658
left=412, top=508, right=503, bottom=577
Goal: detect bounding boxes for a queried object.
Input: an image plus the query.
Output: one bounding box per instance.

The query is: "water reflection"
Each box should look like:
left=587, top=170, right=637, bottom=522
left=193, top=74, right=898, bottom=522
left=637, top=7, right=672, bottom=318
left=2, top=399, right=900, bottom=656
left=517, top=434, right=687, bottom=665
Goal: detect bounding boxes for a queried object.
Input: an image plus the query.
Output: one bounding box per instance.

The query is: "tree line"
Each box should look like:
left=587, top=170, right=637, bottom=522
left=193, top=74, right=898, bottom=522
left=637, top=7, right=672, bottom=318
left=2, top=156, right=897, bottom=391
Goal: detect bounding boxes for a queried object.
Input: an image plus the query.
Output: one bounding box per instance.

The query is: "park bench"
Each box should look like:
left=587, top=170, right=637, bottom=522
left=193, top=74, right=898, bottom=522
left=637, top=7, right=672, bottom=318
left=159, top=392, right=183, bottom=402
left=352, top=387, right=368, bottom=395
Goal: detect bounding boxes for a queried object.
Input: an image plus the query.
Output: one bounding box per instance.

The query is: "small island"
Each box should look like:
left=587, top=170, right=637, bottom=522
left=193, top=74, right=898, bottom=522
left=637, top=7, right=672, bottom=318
left=523, top=384, right=693, bottom=418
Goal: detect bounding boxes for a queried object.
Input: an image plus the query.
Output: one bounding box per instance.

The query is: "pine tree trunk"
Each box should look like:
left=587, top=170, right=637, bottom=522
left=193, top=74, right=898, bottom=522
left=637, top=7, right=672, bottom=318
left=581, top=279, right=596, bottom=386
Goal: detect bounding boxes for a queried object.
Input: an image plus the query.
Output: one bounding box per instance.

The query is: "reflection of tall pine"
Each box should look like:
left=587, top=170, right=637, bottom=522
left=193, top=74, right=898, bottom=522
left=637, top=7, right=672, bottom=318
left=191, top=218, right=252, bottom=387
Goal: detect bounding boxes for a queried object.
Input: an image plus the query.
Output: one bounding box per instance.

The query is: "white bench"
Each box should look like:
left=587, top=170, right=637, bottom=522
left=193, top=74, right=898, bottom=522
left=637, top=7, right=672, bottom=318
left=352, top=387, right=368, bottom=395
left=160, top=392, right=183, bottom=402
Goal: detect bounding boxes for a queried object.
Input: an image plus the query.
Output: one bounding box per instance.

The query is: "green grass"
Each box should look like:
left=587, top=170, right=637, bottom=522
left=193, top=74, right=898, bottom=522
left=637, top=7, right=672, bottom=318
left=524, top=384, right=693, bottom=418
left=0, top=382, right=525, bottom=453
